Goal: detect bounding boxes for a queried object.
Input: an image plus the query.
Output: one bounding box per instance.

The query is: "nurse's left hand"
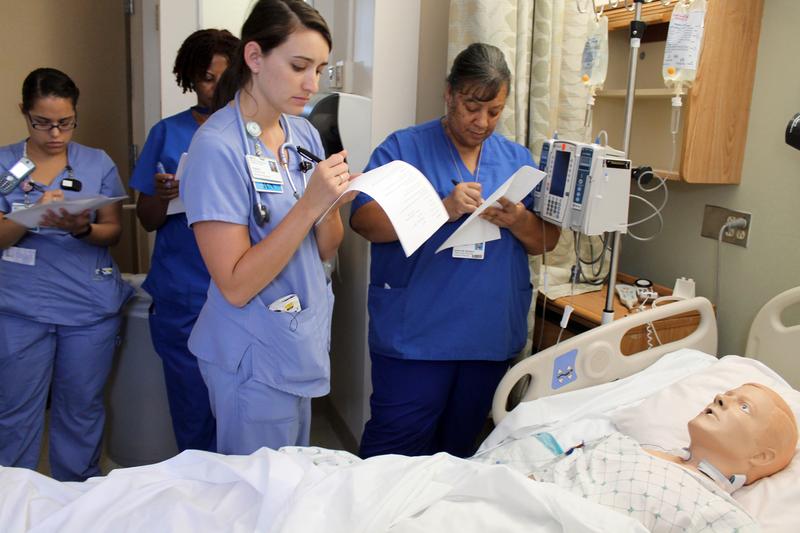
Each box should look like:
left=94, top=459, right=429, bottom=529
left=40, top=208, right=91, bottom=234
left=480, top=197, right=527, bottom=229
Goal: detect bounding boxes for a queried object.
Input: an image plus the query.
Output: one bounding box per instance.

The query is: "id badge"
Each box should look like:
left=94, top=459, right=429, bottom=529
left=246, top=155, right=283, bottom=193
left=452, top=242, right=486, bottom=260
left=2, top=246, right=36, bottom=266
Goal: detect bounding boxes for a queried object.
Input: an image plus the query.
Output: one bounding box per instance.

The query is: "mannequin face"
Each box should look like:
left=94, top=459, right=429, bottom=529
left=688, top=384, right=797, bottom=484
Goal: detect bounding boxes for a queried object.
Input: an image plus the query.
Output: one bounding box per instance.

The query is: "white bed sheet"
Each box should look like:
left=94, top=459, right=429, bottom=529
left=1, top=445, right=646, bottom=533
left=0, top=349, right=779, bottom=533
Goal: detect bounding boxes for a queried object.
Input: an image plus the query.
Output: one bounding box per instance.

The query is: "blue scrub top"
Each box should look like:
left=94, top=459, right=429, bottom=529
left=351, top=118, right=535, bottom=362
left=0, top=141, right=133, bottom=325
left=129, top=108, right=210, bottom=310
left=181, top=100, right=334, bottom=397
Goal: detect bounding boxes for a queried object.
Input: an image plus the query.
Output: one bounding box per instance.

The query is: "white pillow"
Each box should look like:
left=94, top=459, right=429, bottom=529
left=610, top=356, right=800, bottom=533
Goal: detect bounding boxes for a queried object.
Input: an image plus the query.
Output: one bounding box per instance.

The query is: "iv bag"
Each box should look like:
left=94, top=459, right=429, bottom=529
left=581, top=15, right=609, bottom=89
left=662, top=0, right=707, bottom=91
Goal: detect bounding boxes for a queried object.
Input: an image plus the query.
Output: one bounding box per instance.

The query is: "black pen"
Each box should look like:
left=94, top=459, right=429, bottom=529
left=296, top=146, right=322, bottom=163
left=451, top=179, right=460, bottom=186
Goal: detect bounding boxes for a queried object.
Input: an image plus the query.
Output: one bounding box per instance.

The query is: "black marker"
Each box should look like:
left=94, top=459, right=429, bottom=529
left=296, top=146, right=322, bottom=163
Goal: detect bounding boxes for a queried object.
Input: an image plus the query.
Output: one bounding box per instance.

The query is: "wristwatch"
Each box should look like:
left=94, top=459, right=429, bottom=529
left=71, top=224, right=93, bottom=239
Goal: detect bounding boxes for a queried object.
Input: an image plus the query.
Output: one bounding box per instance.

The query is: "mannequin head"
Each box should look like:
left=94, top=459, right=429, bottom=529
left=687, top=383, right=797, bottom=485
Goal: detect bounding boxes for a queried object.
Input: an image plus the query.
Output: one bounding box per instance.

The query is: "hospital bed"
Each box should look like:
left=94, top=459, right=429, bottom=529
left=2, top=290, right=799, bottom=532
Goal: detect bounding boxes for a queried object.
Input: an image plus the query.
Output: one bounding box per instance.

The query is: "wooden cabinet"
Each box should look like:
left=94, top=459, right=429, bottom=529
left=593, top=0, right=764, bottom=184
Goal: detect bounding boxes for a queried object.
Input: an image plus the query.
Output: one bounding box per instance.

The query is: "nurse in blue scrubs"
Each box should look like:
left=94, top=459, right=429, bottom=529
left=180, top=0, right=353, bottom=455
left=0, top=68, right=132, bottom=480
left=351, top=43, right=561, bottom=459
left=130, top=29, right=238, bottom=452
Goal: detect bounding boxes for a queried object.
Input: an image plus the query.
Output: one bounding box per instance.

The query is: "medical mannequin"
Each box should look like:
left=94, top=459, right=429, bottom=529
left=648, top=382, right=798, bottom=488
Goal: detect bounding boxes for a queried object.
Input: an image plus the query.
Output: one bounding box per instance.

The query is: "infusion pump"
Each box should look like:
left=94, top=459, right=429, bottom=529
left=532, top=139, right=631, bottom=236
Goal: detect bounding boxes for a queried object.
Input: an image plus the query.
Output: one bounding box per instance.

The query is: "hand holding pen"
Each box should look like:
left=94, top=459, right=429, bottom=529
left=297, top=146, right=353, bottom=216
left=154, top=161, right=179, bottom=202
left=444, top=178, right=482, bottom=222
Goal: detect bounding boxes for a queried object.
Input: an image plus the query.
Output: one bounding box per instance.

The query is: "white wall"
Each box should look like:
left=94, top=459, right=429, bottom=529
left=620, top=0, right=800, bottom=356
left=199, top=0, right=253, bottom=35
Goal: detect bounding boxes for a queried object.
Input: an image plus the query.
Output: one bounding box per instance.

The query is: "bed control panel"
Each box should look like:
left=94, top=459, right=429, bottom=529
left=552, top=349, right=578, bottom=390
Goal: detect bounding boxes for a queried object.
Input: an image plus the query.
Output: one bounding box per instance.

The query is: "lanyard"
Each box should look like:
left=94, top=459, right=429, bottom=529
left=21, top=141, right=75, bottom=205
left=236, top=92, right=307, bottom=200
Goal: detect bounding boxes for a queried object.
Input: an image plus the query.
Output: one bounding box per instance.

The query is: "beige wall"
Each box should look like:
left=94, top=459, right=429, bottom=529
left=0, top=0, right=134, bottom=270
left=620, top=0, right=800, bottom=355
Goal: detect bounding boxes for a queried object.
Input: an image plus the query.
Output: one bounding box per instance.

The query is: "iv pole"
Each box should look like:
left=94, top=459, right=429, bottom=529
left=601, top=0, right=647, bottom=324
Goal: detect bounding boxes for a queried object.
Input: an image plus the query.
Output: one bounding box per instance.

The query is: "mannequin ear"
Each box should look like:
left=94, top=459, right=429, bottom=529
left=750, top=448, right=777, bottom=468
left=243, top=41, right=264, bottom=74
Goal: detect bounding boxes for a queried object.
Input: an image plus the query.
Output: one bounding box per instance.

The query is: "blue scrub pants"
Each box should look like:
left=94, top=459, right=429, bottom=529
left=359, top=353, right=509, bottom=459
left=0, top=313, right=120, bottom=481
left=149, top=300, right=216, bottom=452
left=197, top=348, right=310, bottom=455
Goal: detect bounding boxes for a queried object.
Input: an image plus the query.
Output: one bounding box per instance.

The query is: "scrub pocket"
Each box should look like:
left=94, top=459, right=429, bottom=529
left=237, top=345, right=303, bottom=424
left=245, top=301, right=330, bottom=394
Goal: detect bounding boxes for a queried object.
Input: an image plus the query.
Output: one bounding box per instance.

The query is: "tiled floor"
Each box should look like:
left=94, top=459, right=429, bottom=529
left=36, top=399, right=350, bottom=478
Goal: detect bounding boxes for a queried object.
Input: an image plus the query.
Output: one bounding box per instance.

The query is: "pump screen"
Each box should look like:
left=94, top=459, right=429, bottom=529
left=550, top=150, right=571, bottom=198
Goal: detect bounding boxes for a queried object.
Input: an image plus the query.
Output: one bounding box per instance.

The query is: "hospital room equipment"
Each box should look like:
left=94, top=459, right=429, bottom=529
left=786, top=112, right=800, bottom=151
left=662, top=0, right=707, bottom=170
left=580, top=10, right=609, bottom=141
left=534, top=138, right=631, bottom=236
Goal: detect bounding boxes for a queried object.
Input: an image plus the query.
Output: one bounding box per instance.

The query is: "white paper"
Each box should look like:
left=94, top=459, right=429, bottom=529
left=436, top=165, right=545, bottom=253
left=5, top=195, right=128, bottom=229
left=319, top=160, right=448, bottom=257
left=167, top=152, right=188, bottom=215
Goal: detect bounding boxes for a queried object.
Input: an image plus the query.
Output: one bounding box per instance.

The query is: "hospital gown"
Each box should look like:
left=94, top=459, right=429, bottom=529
left=481, top=432, right=757, bottom=532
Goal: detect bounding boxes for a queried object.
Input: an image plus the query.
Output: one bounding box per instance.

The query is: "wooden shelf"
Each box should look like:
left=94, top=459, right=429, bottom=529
left=592, top=0, right=764, bottom=184
left=596, top=88, right=674, bottom=99
left=605, top=1, right=675, bottom=32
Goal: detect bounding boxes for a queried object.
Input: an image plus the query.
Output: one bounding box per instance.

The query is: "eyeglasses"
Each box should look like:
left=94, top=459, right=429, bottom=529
left=27, top=114, right=78, bottom=132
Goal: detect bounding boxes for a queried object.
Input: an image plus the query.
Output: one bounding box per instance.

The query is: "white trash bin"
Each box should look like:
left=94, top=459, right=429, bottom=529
left=106, top=274, right=178, bottom=466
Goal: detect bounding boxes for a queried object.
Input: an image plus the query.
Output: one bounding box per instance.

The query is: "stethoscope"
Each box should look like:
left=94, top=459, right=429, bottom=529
left=236, top=92, right=312, bottom=226
left=20, top=141, right=82, bottom=205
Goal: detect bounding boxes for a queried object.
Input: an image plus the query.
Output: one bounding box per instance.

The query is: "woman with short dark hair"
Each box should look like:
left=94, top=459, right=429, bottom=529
left=0, top=67, right=132, bottom=480
left=129, top=28, right=239, bottom=453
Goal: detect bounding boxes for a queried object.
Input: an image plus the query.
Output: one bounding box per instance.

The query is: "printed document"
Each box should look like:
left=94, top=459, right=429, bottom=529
left=436, top=166, right=545, bottom=253
left=6, top=195, right=128, bottom=229
left=168, top=152, right=188, bottom=215
left=319, top=160, right=448, bottom=257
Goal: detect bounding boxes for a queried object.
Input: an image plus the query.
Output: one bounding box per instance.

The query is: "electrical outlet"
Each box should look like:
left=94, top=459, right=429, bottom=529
left=700, top=205, right=752, bottom=248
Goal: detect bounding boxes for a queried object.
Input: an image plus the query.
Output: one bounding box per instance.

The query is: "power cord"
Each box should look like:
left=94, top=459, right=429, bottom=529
left=714, top=217, right=747, bottom=308
left=626, top=169, right=669, bottom=242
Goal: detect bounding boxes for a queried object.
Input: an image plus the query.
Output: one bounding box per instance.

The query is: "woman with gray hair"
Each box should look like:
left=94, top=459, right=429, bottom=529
left=351, top=43, right=560, bottom=458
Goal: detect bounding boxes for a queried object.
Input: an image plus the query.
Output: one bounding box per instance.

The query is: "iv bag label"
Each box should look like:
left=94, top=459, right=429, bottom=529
left=664, top=10, right=705, bottom=71
left=581, top=36, right=600, bottom=77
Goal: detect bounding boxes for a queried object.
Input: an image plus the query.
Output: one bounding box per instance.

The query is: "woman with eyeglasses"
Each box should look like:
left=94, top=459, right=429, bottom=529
left=129, top=29, right=239, bottom=454
left=0, top=67, right=132, bottom=481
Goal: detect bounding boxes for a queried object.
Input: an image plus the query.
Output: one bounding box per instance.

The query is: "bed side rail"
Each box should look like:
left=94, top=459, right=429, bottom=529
left=492, top=296, right=717, bottom=423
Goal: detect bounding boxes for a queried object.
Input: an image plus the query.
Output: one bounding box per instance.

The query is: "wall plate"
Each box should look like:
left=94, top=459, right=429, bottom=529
left=700, top=205, right=752, bottom=248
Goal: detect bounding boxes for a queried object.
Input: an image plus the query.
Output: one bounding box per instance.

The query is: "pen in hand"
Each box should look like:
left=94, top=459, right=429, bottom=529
left=156, top=162, right=166, bottom=174
left=296, top=146, right=323, bottom=163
